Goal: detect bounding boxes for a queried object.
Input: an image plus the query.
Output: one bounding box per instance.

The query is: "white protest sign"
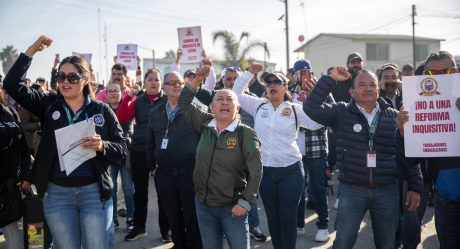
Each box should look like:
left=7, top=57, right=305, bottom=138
left=402, top=73, right=460, bottom=157
left=72, top=52, right=92, bottom=64
left=177, top=26, right=203, bottom=63
left=117, top=44, right=138, bottom=70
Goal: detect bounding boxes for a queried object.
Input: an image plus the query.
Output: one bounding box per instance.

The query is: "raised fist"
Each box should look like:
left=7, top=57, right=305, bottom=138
left=25, top=35, right=52, bottom=57
left=249, top=63, right=264, bottom=74
left=331, top=67, right=351, bottom=82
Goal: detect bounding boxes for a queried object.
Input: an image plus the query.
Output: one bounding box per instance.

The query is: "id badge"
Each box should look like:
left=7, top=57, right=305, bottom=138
left=161, top=138, right=168, bottom=149
left=366, top=151, right=377, bottom=168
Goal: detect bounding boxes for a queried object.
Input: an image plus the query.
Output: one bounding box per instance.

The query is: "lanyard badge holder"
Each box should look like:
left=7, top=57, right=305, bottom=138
left=366, top=112, right=380, bottom=168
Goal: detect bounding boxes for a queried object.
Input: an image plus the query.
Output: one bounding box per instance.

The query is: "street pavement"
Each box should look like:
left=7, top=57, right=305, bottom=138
left=1, top=173, right=439, bottom=249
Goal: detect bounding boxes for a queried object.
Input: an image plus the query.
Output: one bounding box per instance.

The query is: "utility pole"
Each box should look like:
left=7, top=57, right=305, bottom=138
left=152, top=49, right=155, bottom=68
left=104, top=22, right=108, bottom=85
left=264, top=42, right=267, bottom=69
left=412, top=4, right=417, bottom=69
left=98, top=7, right=102, bottom=83
left=284, top=0, right=290, bottom=70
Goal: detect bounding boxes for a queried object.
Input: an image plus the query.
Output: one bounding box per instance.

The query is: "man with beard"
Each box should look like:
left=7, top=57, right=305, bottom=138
left=331, top=52, right=364, bottom=103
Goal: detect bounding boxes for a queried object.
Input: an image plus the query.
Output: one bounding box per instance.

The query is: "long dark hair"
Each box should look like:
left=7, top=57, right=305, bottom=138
left=57, top=56, right=95, bottom=99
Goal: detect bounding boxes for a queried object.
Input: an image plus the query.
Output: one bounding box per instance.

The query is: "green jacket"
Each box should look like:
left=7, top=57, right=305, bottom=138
left=179, top=86, right=262, bottom=211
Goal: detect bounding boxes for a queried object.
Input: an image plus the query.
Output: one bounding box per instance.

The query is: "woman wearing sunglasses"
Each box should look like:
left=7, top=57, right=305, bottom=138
left=3, top=36, right=127, bottom=249
left=232, top=65, right=323, bottom=249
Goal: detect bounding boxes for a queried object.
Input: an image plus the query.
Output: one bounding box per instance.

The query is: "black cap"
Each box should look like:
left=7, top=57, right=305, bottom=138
left=183, top=69, right=196, bottom=78
left=347, top=52, right=363, bottom=64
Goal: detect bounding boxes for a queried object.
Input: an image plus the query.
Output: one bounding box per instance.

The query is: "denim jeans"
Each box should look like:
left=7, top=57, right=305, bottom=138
left=248, top=201, right=260, bottom=227
left=333, top=182, right=400, bottom=249
left=195, top=197, right=249, bottom=249
left=259, top=161, right=305, bottom=249
left=297, top=157, right=329, bottom=229
left=43, top=182, right=113, bottom=249
left=110, top=153, right=134, bottom=222
left=435, top=193, right=460, bottom=249
left=2, top=220, right=24, bottom=249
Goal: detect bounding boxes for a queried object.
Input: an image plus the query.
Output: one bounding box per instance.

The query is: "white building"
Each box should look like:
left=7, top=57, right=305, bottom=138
left=294, top=33, right=443, bottom=75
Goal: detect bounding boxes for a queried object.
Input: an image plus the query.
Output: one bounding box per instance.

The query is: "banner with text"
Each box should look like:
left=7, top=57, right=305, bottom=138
left=177, top=26, right=203, bottom=63
left=402, top=73, right=460, bottom=157
left=116, top=44, right=138, bottom=70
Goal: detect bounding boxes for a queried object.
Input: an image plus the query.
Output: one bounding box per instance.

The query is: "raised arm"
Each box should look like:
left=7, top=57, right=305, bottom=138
left=232, top=64, right=265, bottom=117
left=179, top=66, right=214, bottom=132
left=303, top=67, right=350, bottom=127
left=3, top=36, right=54, bottom=118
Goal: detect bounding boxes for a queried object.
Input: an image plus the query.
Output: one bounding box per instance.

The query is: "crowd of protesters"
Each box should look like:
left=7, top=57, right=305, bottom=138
left=0, top=34, right=459, bottom=249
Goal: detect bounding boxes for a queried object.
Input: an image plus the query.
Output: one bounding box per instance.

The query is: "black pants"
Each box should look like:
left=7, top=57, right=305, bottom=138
left=156, top=167, right=202, bottom=249
left=130, top=150, right=169, bottom=233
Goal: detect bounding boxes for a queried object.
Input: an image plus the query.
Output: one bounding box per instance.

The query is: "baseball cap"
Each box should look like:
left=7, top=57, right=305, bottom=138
left=347, top=52, right=363, bottom=64
left=262, top=72, right=287, bottom=84
left=293, top=59, right=312, bottom=72
left=183, top=69, right=196, bottom=78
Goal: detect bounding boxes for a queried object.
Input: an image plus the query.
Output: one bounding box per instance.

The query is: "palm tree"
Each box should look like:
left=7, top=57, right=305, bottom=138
left=212, top=31, right=269, bottom=68
left=0, top=45, right=18, bottom=75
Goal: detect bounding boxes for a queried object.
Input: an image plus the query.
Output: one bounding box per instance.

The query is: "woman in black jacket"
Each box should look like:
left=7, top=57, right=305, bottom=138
left=0, top=88, right=32, bottom=249
left=3, top=36, right=127, bottom=249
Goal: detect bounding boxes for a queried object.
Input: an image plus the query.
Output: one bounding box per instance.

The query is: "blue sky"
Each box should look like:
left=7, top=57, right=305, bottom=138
left=1, top=0, right=459, bottom=82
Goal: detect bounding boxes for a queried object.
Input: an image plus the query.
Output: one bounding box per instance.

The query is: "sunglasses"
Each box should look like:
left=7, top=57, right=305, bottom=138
left=225, top=66, right=241, bottom=71
left=423, top=68, right=456, bottom=75
left=56, top=72, right=83, bottom=84
left=166, top=80, right=184, bottom=86
left=265, top=79, right=284, bottom=85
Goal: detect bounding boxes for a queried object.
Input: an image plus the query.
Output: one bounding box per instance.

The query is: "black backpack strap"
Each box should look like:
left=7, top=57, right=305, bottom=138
left=292, top=104, right=298, bottom=131
left=255, top=102, right=267, bottom=116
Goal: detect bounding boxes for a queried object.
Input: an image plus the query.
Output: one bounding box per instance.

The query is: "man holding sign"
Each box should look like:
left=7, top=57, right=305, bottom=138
left=303, top=67, right=422, bottom=249
left=396, top=50, right=460, bottom=249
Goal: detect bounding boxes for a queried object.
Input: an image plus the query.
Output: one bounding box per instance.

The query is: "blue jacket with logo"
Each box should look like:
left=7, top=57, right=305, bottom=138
left=3, top=53, right=127, bottom=201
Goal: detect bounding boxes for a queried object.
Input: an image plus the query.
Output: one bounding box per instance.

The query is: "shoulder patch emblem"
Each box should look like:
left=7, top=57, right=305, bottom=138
left=93, top=114, right=105, bottom=127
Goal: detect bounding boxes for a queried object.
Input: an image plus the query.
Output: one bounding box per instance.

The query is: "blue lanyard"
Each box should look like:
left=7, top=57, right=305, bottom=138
left=164, top=103, right=179, bottom=138
left=368, top=110, right=380, bottom=151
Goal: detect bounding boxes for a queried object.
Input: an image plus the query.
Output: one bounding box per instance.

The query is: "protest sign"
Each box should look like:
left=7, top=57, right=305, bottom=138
left=72, top=52, right=92, bottom=64
left=402, top=73, right=460, bottom=157
left=117, top=44, right=138, bottom=70
left=177, top=26, right=203, bottom=63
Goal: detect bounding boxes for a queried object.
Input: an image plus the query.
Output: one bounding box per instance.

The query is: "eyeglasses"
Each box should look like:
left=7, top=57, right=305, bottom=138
left=166, top=80, right=184, bottom=86
left=56, top=72, right=83, bottom=84
left=423, top=68, right=456, bottom=75
left=265, top=79, right=284, bottom=85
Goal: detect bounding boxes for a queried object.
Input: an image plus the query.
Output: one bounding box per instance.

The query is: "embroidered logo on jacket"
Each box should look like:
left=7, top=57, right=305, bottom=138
left=226, top=137, right=237, bottom=149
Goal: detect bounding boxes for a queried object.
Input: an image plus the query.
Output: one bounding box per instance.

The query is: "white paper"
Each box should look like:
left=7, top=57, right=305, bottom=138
left=72, top=52, right=92, bottom=64
left=55, top=118, right=97, bottom=175
left=116, top=44, right=138, bottom=70
left=177, top=26, right=203, bottom=63
left=402, top=73, right=460, bottom=157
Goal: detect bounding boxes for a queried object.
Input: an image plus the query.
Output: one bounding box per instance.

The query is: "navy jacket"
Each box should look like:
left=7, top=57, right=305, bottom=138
left=145, top=100, right=200, bottom=171
left=3, top=53, right=127, bottom=200
left=304, top=75, right=422, bottom=193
